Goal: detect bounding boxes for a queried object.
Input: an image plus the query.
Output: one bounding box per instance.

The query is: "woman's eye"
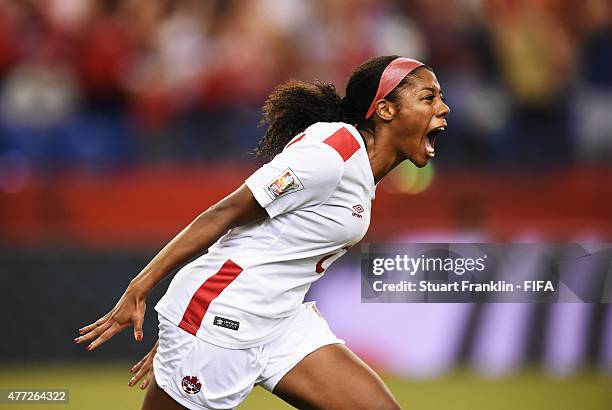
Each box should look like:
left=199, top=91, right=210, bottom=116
left=423, top=95, right=434, bottom=101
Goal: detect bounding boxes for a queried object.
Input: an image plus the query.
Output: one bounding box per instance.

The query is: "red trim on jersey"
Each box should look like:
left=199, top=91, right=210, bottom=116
left=178, top=259, right=243, bottom=335
left=323, top=127, right=360, bottom=162
left=285, top=133, right=305, bottom=149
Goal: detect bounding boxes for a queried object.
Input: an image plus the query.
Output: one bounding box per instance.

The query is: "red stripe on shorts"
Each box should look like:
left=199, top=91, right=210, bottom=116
left=323, top=127, right=360, bottom=161
left=178, top=259, right=243, bottom=335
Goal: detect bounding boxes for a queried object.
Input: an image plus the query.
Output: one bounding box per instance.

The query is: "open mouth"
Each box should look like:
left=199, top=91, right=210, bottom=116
left=425, top=126, right=446, bottom=158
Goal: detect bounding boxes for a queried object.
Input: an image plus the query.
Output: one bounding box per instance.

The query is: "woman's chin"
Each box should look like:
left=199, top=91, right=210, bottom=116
left=405, top=145, right=432, bottom=168
left=407, top=155, right=429, bottom=168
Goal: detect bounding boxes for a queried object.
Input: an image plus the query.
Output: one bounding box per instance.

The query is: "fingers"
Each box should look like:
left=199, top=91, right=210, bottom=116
left=130, top=355, right=147, bottom=374
left=129, top=368, right=153, bottom=389
left=129, top=357, right=153, bottom=388
left=129, top=340, right=158, bottom=388
left=131, top=340, right=159, bottom=374
left=77, top=313, right=110, bottom=335
left=74, top=320, right=112, bottom=345
left=140, top=371, right=153, bottom=390
left=133, top=315, right=144, bottom=342
left=76, top=295, right=147, bottom=351
left=87, top=322, right=125, bottom=351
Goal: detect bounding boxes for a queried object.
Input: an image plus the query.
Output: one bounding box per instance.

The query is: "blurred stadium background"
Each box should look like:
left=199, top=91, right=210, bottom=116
left=0, top=0, right=611, bottom=408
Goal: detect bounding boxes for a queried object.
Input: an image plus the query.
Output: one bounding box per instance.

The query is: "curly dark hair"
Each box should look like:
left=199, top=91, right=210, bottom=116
left=255, top=55, right=431, bottom=160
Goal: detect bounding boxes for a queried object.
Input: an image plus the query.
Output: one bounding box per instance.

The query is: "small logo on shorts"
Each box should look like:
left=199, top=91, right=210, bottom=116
left=213, top=316, right=240, bottom=331
left=181, top=375, right=202, bottom=395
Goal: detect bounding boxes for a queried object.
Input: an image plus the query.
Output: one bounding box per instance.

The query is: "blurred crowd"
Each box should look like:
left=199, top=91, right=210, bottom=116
left=0, top=0, right=611, bottom=173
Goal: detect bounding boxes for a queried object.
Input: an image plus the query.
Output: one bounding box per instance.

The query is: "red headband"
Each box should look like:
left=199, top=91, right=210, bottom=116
left=364, top=57, right=424, bottom=119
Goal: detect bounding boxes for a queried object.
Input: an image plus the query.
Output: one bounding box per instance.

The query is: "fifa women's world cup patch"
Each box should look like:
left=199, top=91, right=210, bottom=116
left=265, top=168, right=304, bottom=199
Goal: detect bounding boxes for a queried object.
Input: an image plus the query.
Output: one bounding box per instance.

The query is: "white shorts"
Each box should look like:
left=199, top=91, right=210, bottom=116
left=153, top=301, right=345, bottom=410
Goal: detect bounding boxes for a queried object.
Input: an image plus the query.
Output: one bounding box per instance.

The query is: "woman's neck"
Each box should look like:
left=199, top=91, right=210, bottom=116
left=358, top=127, right=403, bottom=184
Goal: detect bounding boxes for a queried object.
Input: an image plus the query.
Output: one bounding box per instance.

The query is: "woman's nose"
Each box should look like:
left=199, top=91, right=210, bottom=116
left=438, top=100, right=450, bottom=117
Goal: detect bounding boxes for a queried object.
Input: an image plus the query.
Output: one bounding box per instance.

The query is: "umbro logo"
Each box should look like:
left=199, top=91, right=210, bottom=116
left=213, top=316, right=240, bottom=331
left=352, top=204, right=364, bottom=219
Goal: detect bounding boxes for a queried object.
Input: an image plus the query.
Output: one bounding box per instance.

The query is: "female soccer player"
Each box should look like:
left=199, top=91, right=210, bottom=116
left=75, top=55, right=449, bottom=409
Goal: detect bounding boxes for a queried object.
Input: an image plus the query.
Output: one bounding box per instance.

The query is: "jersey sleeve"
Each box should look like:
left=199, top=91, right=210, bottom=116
left=245, top=142, right=344, bottom=218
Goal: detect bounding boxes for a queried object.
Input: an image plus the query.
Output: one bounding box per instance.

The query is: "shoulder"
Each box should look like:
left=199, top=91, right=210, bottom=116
left=285, top=122, right=363, bottom=163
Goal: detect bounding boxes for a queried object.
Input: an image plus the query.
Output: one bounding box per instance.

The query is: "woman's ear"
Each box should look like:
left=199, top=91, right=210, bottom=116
left=375, top=99, right=395, bottom=121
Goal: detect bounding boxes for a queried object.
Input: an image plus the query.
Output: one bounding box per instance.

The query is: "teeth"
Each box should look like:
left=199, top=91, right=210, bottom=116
left=425, top=125, right=445, bottom=158
left=425, top=137, right=435, bottom=157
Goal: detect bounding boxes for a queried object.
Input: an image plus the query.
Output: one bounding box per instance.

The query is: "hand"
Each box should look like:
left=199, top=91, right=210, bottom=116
left=129, top=340, right=159, bottom=390
left=75, top=283, right=147, bottom=350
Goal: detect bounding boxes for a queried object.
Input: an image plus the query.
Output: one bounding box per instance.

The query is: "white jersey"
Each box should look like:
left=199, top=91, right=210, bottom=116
left=155, top=122, right=376, bottom=348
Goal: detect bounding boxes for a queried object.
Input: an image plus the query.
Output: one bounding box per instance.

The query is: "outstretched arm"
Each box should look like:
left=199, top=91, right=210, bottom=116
left=75, top=184, right=267, bottom=350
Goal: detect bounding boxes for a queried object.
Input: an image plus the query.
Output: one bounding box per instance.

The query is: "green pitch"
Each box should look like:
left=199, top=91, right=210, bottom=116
left=0, top=364, right=610, bottom=409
